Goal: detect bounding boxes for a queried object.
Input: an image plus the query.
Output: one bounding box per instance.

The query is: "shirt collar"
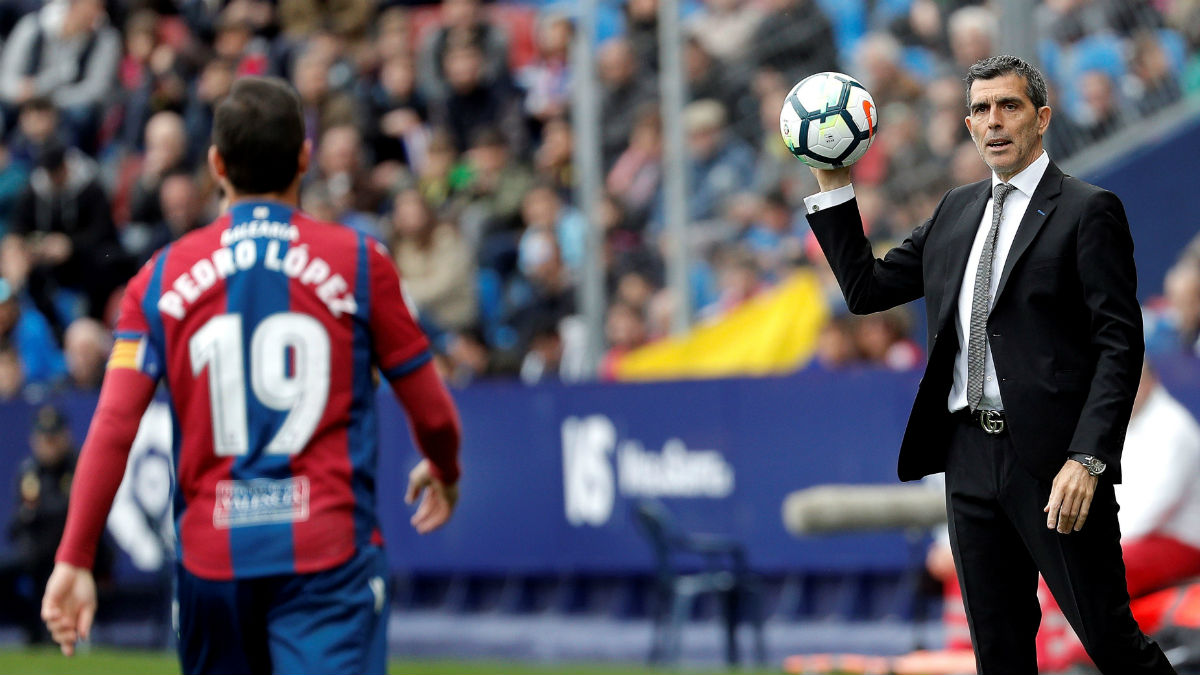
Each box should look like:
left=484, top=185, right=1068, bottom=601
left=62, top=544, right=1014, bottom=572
left=992, top=149, right=1049, bottom=199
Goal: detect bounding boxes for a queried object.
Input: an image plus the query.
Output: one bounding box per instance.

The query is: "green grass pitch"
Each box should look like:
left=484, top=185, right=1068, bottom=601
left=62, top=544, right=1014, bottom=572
left=0, top=647, right=786, bottom=674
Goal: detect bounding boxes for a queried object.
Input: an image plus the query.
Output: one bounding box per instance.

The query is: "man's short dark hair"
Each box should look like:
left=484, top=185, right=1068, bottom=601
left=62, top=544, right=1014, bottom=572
left=212, top=77, right=305, bottom=195
left=964, top=55, right=1049, bottom=110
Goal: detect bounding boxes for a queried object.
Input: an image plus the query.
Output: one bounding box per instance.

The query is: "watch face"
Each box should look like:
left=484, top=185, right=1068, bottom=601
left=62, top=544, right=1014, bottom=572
left=1088, top=457, right=1106, bottom=474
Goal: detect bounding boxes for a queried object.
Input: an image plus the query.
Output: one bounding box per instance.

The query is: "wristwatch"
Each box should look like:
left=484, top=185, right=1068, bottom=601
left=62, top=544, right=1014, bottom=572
left=1070, top=453, right=1107, bottom=477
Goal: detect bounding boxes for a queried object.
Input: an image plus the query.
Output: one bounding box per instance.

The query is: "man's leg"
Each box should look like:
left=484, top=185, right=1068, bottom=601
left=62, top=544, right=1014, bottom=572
left=945, top=423, right=1042, bottom=675
left=266, top=545, right=389, bottom=675
left=1005, top=466, right=1177, bottom=674
left=175, top=563, right=271, bottom=675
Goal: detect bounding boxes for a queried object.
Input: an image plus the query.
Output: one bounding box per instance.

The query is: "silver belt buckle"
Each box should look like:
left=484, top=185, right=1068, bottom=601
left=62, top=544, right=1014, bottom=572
left=980, top=410, right=1004, bottom=435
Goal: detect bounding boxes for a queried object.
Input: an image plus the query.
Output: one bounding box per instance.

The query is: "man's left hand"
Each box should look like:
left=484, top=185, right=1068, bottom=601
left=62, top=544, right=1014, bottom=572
left=1044, top=459, right=1098, bottom=534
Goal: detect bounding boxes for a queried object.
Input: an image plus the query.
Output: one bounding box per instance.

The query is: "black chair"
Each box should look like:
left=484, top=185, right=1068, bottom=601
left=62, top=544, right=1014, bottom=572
left=633, top=500, right=766, bottom=666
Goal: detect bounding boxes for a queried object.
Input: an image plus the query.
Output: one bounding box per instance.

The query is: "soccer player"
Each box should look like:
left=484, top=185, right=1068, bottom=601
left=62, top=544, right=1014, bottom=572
left=40, top=76, right=462, bottom=675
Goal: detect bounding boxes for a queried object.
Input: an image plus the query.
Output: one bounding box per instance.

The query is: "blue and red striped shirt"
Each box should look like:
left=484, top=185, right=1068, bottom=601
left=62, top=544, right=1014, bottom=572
left=115, top=201, right=432, bottom=579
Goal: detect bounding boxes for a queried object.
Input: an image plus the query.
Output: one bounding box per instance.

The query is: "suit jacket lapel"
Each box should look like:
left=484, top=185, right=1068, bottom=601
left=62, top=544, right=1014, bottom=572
left=937, top=182, right=991, bottom=331
left=994, top=162, right=1064, bottom=304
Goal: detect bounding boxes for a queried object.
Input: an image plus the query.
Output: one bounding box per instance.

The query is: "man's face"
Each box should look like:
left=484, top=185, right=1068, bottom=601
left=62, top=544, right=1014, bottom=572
left=965, top=73, right=1051, bottom=179
left=32, top=430, right=70, bottom=466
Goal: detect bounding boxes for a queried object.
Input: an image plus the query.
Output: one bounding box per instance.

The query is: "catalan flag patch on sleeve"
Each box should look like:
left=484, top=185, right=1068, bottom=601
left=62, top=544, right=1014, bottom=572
left=107, top=331, right=163, bottom=379
left=108, top=337, right=144, bottom=371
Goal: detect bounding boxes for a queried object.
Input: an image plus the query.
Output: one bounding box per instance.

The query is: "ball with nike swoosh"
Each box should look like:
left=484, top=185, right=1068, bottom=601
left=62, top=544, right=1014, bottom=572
left=780, top=71, right=878, bottom=170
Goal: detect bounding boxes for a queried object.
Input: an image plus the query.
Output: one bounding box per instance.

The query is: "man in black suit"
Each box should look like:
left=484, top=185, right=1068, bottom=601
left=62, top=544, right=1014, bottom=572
left=805, top=55, right=1175, bottom=674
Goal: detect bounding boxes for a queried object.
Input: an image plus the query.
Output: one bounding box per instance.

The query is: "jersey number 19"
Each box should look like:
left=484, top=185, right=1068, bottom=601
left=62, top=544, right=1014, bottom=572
left=189, top=312, right=331, bottom=456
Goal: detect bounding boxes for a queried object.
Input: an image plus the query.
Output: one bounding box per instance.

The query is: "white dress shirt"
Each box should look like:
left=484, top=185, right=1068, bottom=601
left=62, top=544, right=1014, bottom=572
left=1118, top=385, right=1200, bottom=548
left=803, top=150, right=1051, bottom=412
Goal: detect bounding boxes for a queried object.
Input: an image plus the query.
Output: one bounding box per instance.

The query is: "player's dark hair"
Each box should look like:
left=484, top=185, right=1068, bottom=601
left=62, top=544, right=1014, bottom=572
left=212, top=77, right=305, bottom=195
left=964, top=55, right=1049, bottom=110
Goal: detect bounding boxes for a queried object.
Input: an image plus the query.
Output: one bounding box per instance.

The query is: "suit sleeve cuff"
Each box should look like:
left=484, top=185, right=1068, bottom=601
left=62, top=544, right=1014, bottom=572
left=803, top=184, right=855, bottom=215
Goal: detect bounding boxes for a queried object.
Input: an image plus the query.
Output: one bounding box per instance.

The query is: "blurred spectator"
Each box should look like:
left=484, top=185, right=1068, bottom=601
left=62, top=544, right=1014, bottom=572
left=0, top=279, right=65, bottom=392
left=519, top=317, right=564, bottom=384
left=518, top=12, right=572, bottom=131
left=810, top=313, right=860, bottom=371
left=63, top=316, right=109, bottom=389
left=1036, top=362, right=1200, bottom=672
left=291, top=46, right=357, bottom=153
left=309, top=124, right=383, bottom=236
left=856, top=33, right=924, bottom=108
left=624, top=0, right=660, bottom=74
left=418, top=0, right=511, bottom=103
left=183, top=58, right=236, bottom=166
left=947, top=5, right=996, bottom=75
left=510, top=229, right=575, bottom=354
left=686, top=0, right=764, bottom=65
left=739, top=189, right=805, bottom=279
left=1126, top=30, right=1183, bottom=116
left=923, top=76, right=969, bottom=160
left=853, top=306, right=923, bottom=371
left=180, top=0, right=274, bottom=45
left=391, top=188, right=478, bottom=332
left=597, top=37, right=657, bottom=168
left=684, top=36, right=743, bottom=118
left=677, top=99, right=757, bottom=225
left=211, top=15, right=269, bottom=77
left=1147, top=244, right=1200, bottom=357
left=950, top=138, right=991, bottom=187
left=748, top=0, right=839, bottom=86
left=362, top=53, right=429, bottom=172
left=457, top=127, right=535, bottom=261
left=0, top=405, right=78, bottom=643
left=532, top=116, right=574, bottom=196
left=699, top=245, right=765, bottom=320
left=122, top=110, right=189, bottom=228
left=416, top=130, right=469, bottom=213
left=0, top=347, right=24, bottom=400
left=8, top=96, right=59, bottom=168
left=4, top=142, right=128, bottom=337
left=598, top=301, right=648, bottom=380
left=438, top=328, right=495, bottom=386
left=889, top=0, right=948, bottom=55
left=607, top=105, right=662, bottom=225
left=116, top=10, right=190, bottom=152
left=278, top=0, right=370, bottom=41
left=0, top=0, right=120, bottom=151
left=430, top=41, right=525, bottom=156
left=122, top=170, right=207, bottom=265
left=518, top=182, right=586, bottom=276
left=1079, top=68, right=1125, bottom=142
left=0, top=139, right=28, bottom=238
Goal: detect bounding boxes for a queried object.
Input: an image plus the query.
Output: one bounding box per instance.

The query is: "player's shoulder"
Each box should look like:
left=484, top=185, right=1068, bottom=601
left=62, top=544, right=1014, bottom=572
left=292, top=210, right=378, bottom=253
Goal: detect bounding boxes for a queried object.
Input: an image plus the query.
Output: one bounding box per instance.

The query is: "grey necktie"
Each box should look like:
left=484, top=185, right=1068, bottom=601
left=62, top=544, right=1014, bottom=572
left=967, top=182, right=1016, bottom=412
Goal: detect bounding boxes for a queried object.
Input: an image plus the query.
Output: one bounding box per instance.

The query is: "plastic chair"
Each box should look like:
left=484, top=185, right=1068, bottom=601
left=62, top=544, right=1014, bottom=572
left=633, top=500, right=766, bottom=666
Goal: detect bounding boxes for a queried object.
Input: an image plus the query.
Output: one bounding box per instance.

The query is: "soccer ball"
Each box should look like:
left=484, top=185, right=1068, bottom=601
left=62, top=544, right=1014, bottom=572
left=779, top=72, right=878, bottom=170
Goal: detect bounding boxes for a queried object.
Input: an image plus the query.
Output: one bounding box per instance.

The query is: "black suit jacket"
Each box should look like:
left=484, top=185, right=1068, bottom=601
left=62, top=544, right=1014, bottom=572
left=807, top=161, right=1143, bottom=483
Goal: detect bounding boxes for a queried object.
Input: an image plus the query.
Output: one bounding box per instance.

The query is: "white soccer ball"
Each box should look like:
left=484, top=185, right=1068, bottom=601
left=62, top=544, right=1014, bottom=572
left=779, top=72, right=878, bottom=170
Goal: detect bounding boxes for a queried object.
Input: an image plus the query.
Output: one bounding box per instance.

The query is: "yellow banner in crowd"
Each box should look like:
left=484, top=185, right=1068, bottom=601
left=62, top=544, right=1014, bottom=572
left=614, top=270, right=829, bottom=380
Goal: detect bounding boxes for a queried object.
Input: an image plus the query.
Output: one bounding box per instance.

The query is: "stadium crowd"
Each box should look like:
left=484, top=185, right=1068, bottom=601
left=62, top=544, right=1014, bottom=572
left=0, top=0, right=1196, bottom=397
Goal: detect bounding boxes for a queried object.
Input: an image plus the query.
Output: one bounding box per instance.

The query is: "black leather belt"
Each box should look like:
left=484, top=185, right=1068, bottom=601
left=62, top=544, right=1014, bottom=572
left=955, top=408, right=1007, bottom=435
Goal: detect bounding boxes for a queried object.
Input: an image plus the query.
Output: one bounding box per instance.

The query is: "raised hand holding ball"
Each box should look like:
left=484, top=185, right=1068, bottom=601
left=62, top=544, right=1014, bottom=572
left=780, top=71, right=878, bottom=191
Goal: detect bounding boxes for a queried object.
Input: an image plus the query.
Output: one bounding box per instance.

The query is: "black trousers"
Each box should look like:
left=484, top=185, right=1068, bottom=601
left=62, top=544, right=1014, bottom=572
left=944, top=417, right=1176, bottom=674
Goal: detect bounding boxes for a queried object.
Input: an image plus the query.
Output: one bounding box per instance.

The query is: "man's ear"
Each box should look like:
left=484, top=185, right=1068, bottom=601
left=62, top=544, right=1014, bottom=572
left=1038, top=105, right=1052, bottom=136
left=208, top=145, right=226, bottom=180
left=297, top=139, right=312, bottom=178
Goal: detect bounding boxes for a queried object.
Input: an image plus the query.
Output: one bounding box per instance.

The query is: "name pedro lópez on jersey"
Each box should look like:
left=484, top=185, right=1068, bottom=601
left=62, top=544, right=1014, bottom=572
left=157, top=206, right=358, bottom=321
